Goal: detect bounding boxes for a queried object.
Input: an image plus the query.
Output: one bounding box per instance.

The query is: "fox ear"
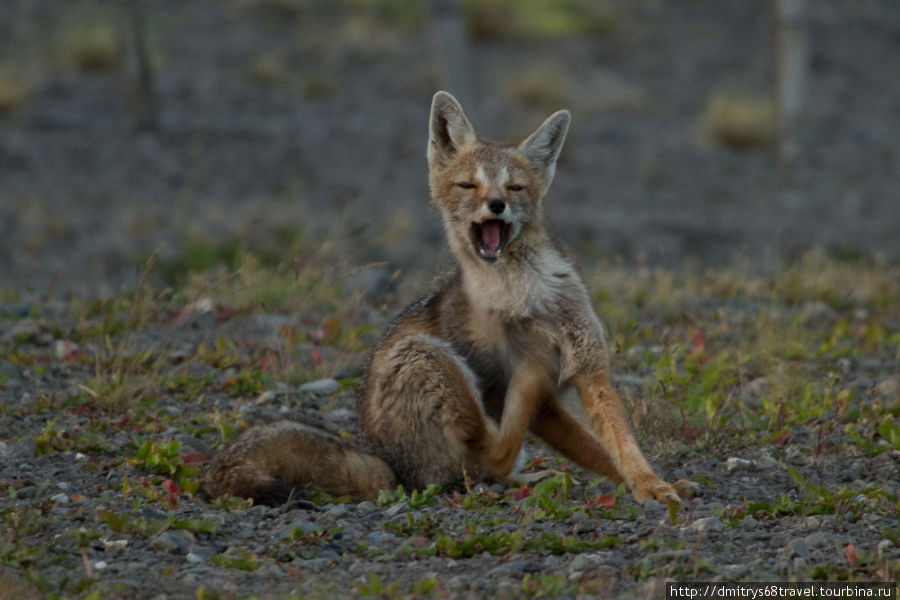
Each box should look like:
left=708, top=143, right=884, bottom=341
left=518, top=110, right=570, bottom=193
left=428, top=91, right=477, bottom=168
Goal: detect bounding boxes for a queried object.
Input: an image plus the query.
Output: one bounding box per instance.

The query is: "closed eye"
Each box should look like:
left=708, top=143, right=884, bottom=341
left=457, top=182, right=476, bottom=189
left=507, top=184, right=524, bottom=191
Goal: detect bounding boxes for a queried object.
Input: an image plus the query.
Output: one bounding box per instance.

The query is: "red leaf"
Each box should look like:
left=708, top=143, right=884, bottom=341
left=259, top=352, right=279, bottom=373
left=525, top=456, right=545, bottom=470
left=692, top=330, right=707, bottom=351
left=182, top=451, right=210, bottom=466
left=163, top=479, right=181, bottom=506
left=310, top=349, right=324, bottom=366
left=215, top=306, right=235, bottom=322
left=773, top=431, right=792, bottom=446
left=587, top=493, right=617, bottom=508
left=505, top=487, right=532, bottom=501
left=113, top=414, right=133, bottom=429
left=845, top=543, right=856, bottom=566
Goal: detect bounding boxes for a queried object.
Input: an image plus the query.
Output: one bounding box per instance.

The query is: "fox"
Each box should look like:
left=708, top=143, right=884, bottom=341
left=203, top=91, right=697, bottom=507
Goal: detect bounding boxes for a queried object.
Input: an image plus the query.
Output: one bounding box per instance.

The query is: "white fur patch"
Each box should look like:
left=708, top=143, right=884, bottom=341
left=475, top=165, right=488, bottom=188
left=474, top=164, right=510, bottom=191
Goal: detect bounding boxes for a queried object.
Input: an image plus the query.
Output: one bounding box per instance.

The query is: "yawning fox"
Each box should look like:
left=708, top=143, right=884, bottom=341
left=203, top=92, right=695, bottom=507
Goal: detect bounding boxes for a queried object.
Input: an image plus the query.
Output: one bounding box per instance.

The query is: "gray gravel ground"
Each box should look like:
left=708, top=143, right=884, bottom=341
left=1, top=0, right=898, bottom=598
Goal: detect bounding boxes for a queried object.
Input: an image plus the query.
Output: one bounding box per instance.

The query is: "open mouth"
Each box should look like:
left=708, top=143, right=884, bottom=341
left=472, top=219, right=509, bottom=261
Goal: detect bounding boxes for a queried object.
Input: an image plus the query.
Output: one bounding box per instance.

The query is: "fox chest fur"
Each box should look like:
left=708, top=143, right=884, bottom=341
left=368, top=246, right=606, bottom=424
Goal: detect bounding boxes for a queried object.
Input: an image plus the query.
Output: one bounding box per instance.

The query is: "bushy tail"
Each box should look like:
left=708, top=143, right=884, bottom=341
left=203, top=420, right=396, bottom=506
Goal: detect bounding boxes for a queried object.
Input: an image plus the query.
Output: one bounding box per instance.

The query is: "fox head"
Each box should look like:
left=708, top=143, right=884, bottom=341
left=427, top=91, right=570, bottom=266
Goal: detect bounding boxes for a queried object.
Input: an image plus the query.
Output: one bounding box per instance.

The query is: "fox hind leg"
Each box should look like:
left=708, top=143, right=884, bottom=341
left=362, top=334, right=501, bottom=491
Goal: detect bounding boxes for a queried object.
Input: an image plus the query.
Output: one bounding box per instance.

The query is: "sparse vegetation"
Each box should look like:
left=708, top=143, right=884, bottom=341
left=56, top=11, right=120, bottom=72
left=702, top=89, right=776, bottom=149
left=464, top=0, right=618, bottom=40
left=0, top=66, right=30, bottom=115
left=2, top=247, right=897, bottom=596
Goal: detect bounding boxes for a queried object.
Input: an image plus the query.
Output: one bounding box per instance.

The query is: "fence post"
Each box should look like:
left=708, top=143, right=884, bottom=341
left=773, top=0, right=809, bottom=180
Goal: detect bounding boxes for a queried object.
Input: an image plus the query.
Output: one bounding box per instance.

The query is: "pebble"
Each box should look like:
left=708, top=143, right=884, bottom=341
left=383, top=503, right=409, bottom=518
left=366, top=531, right=398, bottom=546
left=726, top=457, right=753, bottom=472
left=785, top=538, right=810, bottom=559
left=487, top=560, right=540, bottom=577
left=804, top=531, right=834, bottom=548
left=50, top=493, right=70, bottom=504
left=568, top=552, right=612, bottom=572
left=298, top=378, right=340, bottom=395
left=11, top=318, right=40, bottom=342
left=6, top=437, right=35, bottom=459
left=691, top=516, right=724, bottom=534
left=325, top=504, right=350, bottom=519
left=282, top=520, right=317, bottom=538
left=105, top=536, right=130, bottom=552
left=151, top=531, right=191, bottom=555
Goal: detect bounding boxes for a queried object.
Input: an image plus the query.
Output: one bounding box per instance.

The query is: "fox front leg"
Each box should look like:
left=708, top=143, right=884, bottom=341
left=572, top=369, right=695, bottom=505
left=484, top=360, right=554, bottom=478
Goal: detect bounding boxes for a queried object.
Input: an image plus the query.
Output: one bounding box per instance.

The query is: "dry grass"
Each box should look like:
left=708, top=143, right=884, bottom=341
left=56, top=13, right=120, bottom=72
left=702, top=90, right=775, bottom=149
left=0, top=67, right=30, bottom=115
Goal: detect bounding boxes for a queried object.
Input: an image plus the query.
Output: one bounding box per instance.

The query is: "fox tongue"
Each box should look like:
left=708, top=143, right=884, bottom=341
left=480, top=221, right=502, bottom=257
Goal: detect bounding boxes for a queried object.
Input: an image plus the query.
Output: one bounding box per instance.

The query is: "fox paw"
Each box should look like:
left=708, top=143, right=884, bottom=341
left=673, top=478, right=700, bottom=500
left=632, top=479, right=680, bottom=505
left=632, top=476, right=700, bottom=506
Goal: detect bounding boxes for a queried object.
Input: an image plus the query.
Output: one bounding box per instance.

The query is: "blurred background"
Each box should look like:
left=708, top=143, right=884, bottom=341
left=0, top=0, right=897, bottom=295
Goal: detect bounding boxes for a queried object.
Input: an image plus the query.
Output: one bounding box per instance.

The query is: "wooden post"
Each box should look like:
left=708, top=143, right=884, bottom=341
left=425, top=0, right=477, bottom=120
left=773, top=0, right=809, bottom=181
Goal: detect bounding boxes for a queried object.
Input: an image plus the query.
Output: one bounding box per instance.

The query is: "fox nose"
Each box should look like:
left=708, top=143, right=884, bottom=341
left=488, top=199, right=506, bottom=214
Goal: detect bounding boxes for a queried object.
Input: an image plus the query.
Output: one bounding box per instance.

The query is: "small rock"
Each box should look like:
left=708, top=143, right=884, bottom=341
left=726, top=457, right=753, bottom=472
left=103, top=539, right=129, bottom=552
left=151, top=531, right=191, bottom=555
left=7, top=437, right=35, bottom=459
left=804, top=531, right=833, bottom=548
left=802, top=301, right=835, bottom=321
left=281, top=520, right=317, bottom=539
left=356, top=500, right=376, bottom=514
left=722, top=563, right=751, bottom=579
left=755, top=453, right=779, bottom=469
left=298, top=378, right=340, bottom=395
left=568, top=552, right=612, bottom=572
left=93, top=560, right=108, bottom=571
left=691, top=517, right=724, bottom=534
left=785, top=538, right=810, bottom=560
left=648, top=550, right=691, bottom=562
left=50, top=493, right=69, bottom=504
left=325, top=504, right=349, bottom=519
left=255, top=390, right=277, bottom=404
left=383, top=503, right=409, bottom=518
left=487, top=560, right=541, bottom=577
left=54, top=339, right=78, bottom=360
left=11, top=319, right=40, bottom=343
left=175, top=434, right=213, bottom=457
left=185, top=552, right=204, bottom=564
left=365, top=531, right=398, bottom=546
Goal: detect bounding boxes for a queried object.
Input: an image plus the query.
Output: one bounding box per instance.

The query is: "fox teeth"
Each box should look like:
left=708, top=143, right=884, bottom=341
left=472, top=219, right=508, bottom=261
